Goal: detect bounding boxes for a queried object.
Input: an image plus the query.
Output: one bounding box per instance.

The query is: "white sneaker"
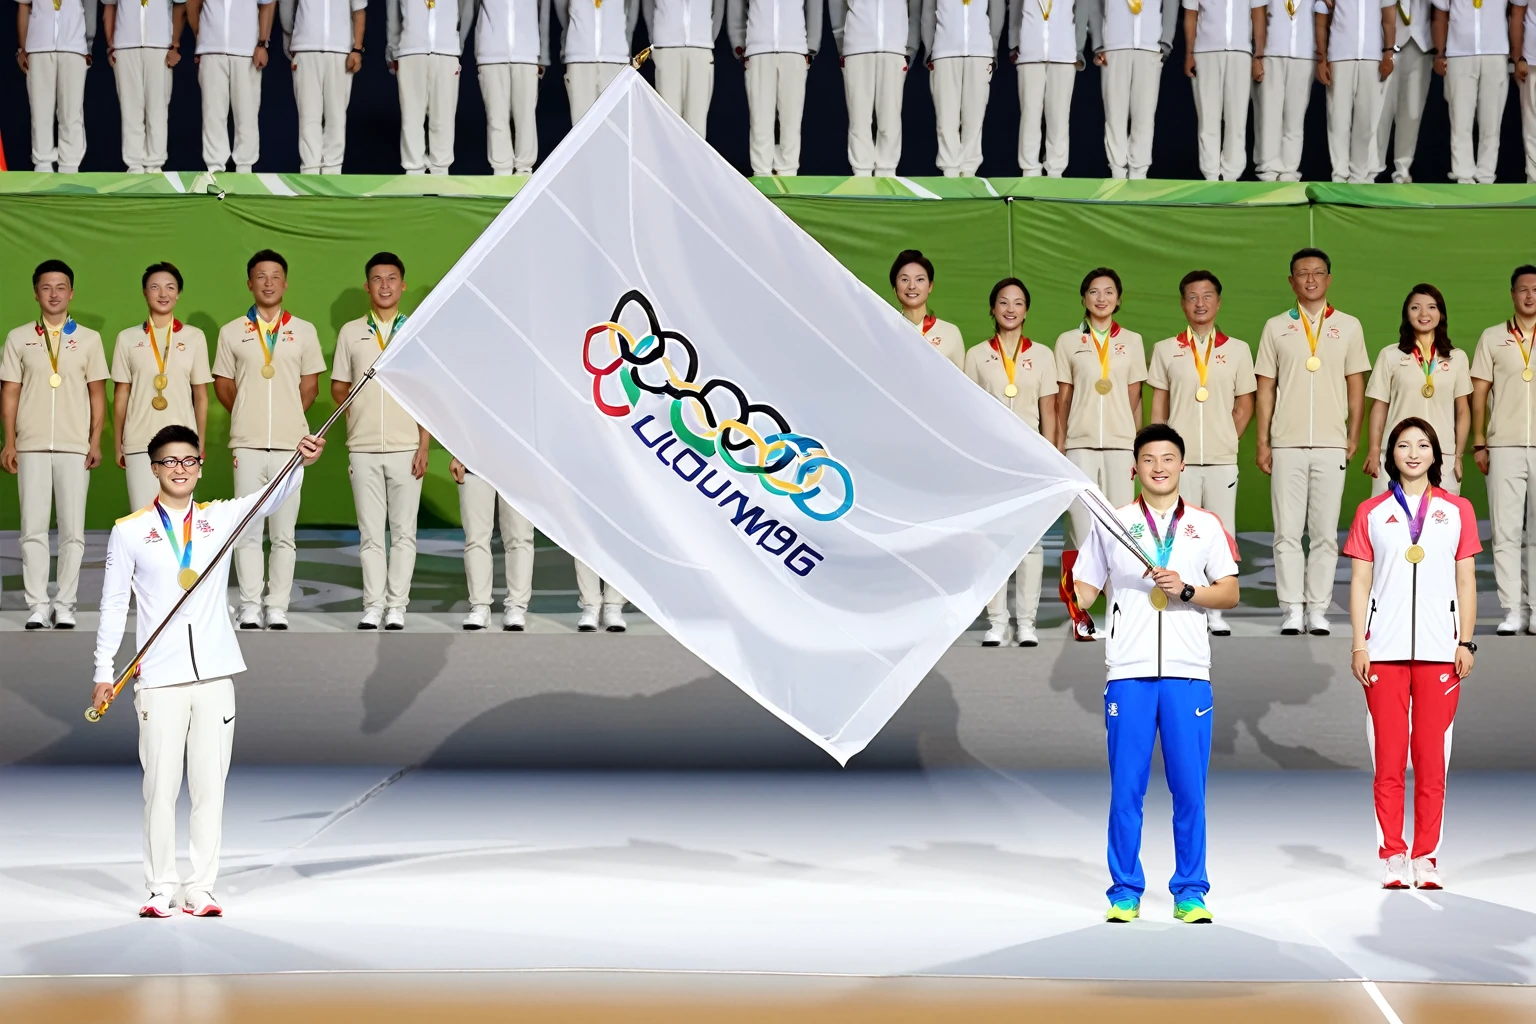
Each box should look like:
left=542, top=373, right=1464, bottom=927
left=182, top=890, right=223, bottom=917
left=981, top=624, right=1011, bottom=647
left=1016, top=623, right=1039, bottom=647
left=577, top=608, right=599, bottom=632
left=1412, top=856, right=1443, bottom=890
left=384, top=609, right=405, bottom=631
left=52, top=606, right=76, bottom=629
left=1497, top=609, right=1525, bottom=636
left=462, top=606, right=490, bottom=631
left=264, top=609, right=289, bottom=631
left=602, top=605, right=627, bottom=632
left=238, top=605, right=263, bottom=630
left=1206, top=610, right=1231, bottom=636
left=1307, top=611, right=1331, bottom=636
left=1382, top=853, right=1411, bottom=890
left=502, top=608, right=526, bottom=632
left=1280, top=606, right=1304, bottom=635
left=138, top=891, right=175, bottom=918
left=358, top=607, right=384, bottom=630
left=25, top=604, right=52, bottom=630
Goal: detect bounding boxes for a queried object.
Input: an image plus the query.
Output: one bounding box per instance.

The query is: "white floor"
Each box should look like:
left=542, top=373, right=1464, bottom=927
left=3, top=768, right=1535, bottom=984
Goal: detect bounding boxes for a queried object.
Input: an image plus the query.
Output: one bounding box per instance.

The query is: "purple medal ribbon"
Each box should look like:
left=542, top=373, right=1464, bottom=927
left=1137, top=497, right=1185, bottom=568
left=1389, top=481, right=1430, bottom=546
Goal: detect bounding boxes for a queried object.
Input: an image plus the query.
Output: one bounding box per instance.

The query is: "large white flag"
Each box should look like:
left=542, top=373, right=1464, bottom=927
left=371, top=69, right=1089, bottom=763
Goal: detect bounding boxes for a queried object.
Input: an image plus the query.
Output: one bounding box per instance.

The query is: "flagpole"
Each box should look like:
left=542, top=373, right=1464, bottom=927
left=84, top=370, right=379, bottom=723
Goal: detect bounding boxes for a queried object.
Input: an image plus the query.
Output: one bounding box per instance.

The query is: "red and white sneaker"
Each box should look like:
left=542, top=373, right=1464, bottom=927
left=182, top=890, right=224, bottom=917
left=1381, top=854, right=1411, bottom=890
left=1412, top=857, right=1443, bottom=890
left=138, top=892, right=175, bottom=918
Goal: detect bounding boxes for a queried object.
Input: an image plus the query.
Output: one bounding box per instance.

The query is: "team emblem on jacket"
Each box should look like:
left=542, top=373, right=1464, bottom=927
left=1432, top=509, right=1448, bottom=524
left=1183, top=523, right=1199, bottom=538
left=146, top=528, right=164, bottom=543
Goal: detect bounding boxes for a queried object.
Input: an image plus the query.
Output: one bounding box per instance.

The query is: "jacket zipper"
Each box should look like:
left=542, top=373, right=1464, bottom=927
left=187, top=623, right=201, bottom=680
left=1410, top=563, right=1418, bottom=661
left=1157, top=604, right=1163, bottom=678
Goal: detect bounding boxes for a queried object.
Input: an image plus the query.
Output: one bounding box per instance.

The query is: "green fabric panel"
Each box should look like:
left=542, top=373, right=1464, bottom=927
left=994, top=179, right=1310, bottom=205
left=1304, top=182, right=1536, bottom=208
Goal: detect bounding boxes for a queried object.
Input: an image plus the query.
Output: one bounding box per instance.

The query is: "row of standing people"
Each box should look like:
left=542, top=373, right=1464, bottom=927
left=0, top=251, right=627, bottom=632
left=21, top=0, right=1536, bottom=182
left=891, top=245, right=1536, bottom=640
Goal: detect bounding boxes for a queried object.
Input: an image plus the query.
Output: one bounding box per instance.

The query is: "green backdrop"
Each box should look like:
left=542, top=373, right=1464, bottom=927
left=2, top=173, right=1531, bottom=530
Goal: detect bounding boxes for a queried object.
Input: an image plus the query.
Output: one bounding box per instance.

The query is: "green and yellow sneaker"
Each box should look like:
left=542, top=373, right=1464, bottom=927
left=1173, top=898, right=1213, bottom=924
left=1105, top=899, right=1140, bottom=923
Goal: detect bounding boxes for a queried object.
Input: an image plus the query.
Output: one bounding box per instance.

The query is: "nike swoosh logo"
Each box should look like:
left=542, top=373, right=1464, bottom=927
left=1195, top=707, right=1213, bottom=717
left=223, top=715, right=236, bottom=725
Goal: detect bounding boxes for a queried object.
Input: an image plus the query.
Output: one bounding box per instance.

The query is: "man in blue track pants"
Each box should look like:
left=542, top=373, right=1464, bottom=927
left=1071, top=423, right=1242, bottom=924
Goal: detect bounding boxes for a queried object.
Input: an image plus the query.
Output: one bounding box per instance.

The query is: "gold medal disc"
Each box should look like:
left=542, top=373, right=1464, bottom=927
left=1194, top=386, right=1209, bottom=403
left=151, top=395, right=169, bottom=411
left=1305, top=356, right=1322, bottom=372
left=1149, top=587, right=1169, bottom=610
left=1524, top=367, right=1534, bottom=382
left=48, top=373, right=62, bottom=388
left=178, top=568, right=199, bottom=590
left=1405, top=544, right=1425, bottom=564
left=1003, top=384, right=1018, bottom=398
left=260, top=364, right=276, bottom=379
left=1421, top=383, right=1435, bottom=399
left=152, top=373, right=169, bottom=391
left=1094, top=378, right=1114, bottom=395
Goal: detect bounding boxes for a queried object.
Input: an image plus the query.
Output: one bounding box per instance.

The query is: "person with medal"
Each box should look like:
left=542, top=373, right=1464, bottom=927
left=1254, top=248, right=1371, bottom=637
left=1469, top=263, right=1536, bottom=636
left=1182, top=0, right=1256, bottom=182
left=332, top=253, right=432, bottom=631
left=965, top=277, right=1058, bottom=646
left=1071, top=424, right=1241, bottom=925
left=1148, top=270, right=1255, bottom=636
left=1344, top=417, right=1478, bottom=892
left=1054, top=267, right=1148, bottom=552
left=1009, top=0, right=1086, bottom=178
left=211, top=250, right=327, bottom=631
left=1251, top=0, right=1320, bottom=183
left=890, top=249, right=964, bottom=370
left=1, top=259, right=110, bottom=631
left=112, top=263, right=215, bottom=511
left=1363, top=284, right=1472, bottom=498
left=92, top=424, right=328, bottom=919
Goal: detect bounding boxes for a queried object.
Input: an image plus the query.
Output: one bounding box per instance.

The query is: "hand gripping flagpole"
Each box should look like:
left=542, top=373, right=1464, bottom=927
left=84, top=370, right=379, bottom=723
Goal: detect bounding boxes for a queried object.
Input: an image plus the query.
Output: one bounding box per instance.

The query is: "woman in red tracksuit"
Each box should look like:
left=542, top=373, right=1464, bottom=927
left=1344, top=416, right=1479, bottom=892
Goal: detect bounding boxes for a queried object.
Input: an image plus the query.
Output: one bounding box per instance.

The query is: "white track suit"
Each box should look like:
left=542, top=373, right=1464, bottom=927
left=1253, top=0, right=1316, bottom=181
left=476, top=0, right=553, bottom=173
left=94, top=470, right=306, bottom=898
left=1010, top=0, right=1087, bottom=177
left=831, top=0, right=919, bottom=175
left=1183, top=0, right=1255, bottom=180
left=281, top=0, right=368, bottom=173
left=20, top=0, right=94, bottom=172
left=104, top=0, right=178, bottom=173
left=458, top=470, right=535, bottom=613
left=1321, top=0, right=1394, bottom=183
left=1435, top=0, right=1510, bottom=184
left=729, top=0, right=823, bottom=175
left=923, top=0, right=1004, bottom=175
left=1373, top=0, right=1431, bottom=182
left=560, top=0, right=638, bottom=120
left=1093, top=0, right=1179, bottom=178
left=388, top=0, right=475, bottom=173
left=644, top=0, right=724, bottom=136
left=196, top=0, right=273, bottom=173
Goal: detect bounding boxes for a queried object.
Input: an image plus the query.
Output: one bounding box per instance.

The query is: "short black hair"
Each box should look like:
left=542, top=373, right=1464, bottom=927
left=1179, top=270, right=1222, bottom=298
left=366, top=251, right=406, bottom=278
left=33, top=259, right=74, bottom=287
left=988, top=276, right=1032, bottom=310
left=1134, top=423, right=1186, bottom=459
left=147, top=425, right=202, bottom=461
left=247, top=249, right=288, bottom=276
left=889, top=249, right=934, bottom=287
left=142, top=262, right=184, bottom=291
left=1512, top=264, right=1536, bottom=289
left=1290, top=248, right=1332, bottom=274
left=1384, top=417, right=1443, bottom=489
left=1080, top=267, right=1123, bottom=297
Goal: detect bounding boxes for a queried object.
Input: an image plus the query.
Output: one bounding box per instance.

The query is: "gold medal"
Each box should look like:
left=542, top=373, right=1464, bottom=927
left=1195, top=386, right=1209, bottom=403
left=1421, top=382, right=1435, bottom=399
left=49, top=373, right=62, bottom=388
left=151, top=396, right=169, bottom=411
left=178, top=568, right=200, bottom=590
left=1405, top=544, right=1425, bottom=564
left=1004, top=383, right=1018, bottom=398
left=1149, top=587, right=1169, bottom=610
left=1525, top=368, right=1535, bottom=382
left=1305, top=355, right=1322, bottom=372
left=153, top=373, right=169, bottom=391
left=1094, top=378, right=1114, bottom=395
left=261, top=364, right=277, bottom=379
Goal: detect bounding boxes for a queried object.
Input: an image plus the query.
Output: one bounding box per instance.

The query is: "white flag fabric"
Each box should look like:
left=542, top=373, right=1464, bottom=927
left=371, top=68, right=1090, bottom=763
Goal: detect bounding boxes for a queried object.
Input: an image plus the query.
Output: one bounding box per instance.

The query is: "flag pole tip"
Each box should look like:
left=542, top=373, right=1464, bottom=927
left=631, top=46, right=652, bottom=69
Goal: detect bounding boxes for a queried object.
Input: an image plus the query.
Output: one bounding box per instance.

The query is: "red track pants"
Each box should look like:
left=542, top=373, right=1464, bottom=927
left=1363, top=661, right=1460, bottom=861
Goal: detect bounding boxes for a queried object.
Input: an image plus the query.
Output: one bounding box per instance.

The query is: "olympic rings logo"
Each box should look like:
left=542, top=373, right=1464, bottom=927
left=583, top=290, right=855, bottom=522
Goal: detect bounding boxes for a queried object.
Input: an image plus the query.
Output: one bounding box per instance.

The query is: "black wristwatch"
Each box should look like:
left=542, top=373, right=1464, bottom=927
left=1459, top=640, right=1478, bottom=654
left=1179, top=583, right=1197, bottom=604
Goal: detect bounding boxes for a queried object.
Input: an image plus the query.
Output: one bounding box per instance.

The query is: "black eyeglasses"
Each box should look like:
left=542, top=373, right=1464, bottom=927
left=151, top=457, right=204, bottom=470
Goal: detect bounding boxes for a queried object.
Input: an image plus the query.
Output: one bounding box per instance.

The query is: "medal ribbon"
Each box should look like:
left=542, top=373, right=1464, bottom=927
left=1037, top=0, right=1053, bottom=18
left=1183, top=327, right=1214, bottom=392
left=1136, top=496, right=1185, bottom=568
left=920, top=314, right=937, bottom=336
left=1285, top=0, right=1297, bottom=16
left=1389, top=482, right=1430, bottom=547
left=36, top=316, right=71, bottom=377
left=1397, top=1, right=1411, bottom=24
left=1085, top=320, right=1113, bottom=388
left=248, top=305, right=281, bottom=375
left=367, top=311, right=408, bottom=352
left=154, top=499, right=195, bottom=579
left=147, top=320, right=170, bottom=379
left=1297, top=306, right=1322, bottom=362
left=1414, top=344, right=1436, bottom=391
left=990, top=336, right=1030, bottom=393
left=1511, top=321, right=1534, bottom=376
